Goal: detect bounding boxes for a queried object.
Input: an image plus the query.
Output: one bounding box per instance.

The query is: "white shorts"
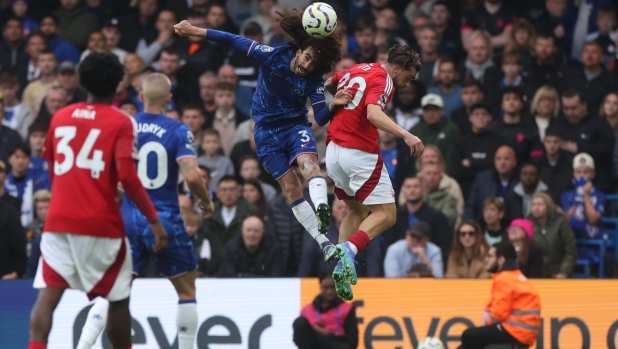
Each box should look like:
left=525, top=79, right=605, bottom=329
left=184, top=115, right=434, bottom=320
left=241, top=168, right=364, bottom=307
left=325, top=142, right=395, bottom=205
left=33, top=233, right=132, bottom=302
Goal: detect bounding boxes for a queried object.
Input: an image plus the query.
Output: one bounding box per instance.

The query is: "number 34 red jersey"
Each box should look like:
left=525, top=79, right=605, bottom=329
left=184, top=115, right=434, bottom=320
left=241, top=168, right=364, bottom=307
left=326, top=63, right=395, bottom=154
left=42, top=102, right=139, bottom=238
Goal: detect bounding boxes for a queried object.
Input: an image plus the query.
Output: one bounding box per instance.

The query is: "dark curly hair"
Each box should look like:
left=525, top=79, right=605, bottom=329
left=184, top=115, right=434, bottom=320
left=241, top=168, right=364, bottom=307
left=277, top=8, right=342, bottom=78
left=78, top=52, right=125, bottom=99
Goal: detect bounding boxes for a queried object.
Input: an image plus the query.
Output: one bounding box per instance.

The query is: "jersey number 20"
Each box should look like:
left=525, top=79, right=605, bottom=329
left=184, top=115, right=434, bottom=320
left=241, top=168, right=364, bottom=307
left=137, top=141, right=168, bottom=189
left=54, top=126, right=105, bottom=179
left=337, top=72, right=367, bottom=110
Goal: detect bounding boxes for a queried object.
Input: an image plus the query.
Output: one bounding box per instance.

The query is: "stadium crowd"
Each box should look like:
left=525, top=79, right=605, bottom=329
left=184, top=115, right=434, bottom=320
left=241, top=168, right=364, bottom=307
left=1, top=0, right=618, bottom=282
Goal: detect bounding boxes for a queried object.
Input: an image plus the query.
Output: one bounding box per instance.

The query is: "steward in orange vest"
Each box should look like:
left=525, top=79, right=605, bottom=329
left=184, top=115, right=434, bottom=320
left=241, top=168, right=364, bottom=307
left=459, top=242, right=541, bottom=349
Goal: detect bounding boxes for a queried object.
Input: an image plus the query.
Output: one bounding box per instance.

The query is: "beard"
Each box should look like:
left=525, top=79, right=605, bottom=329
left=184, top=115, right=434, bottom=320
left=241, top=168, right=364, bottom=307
left=487, top=261, right=499, bottom=273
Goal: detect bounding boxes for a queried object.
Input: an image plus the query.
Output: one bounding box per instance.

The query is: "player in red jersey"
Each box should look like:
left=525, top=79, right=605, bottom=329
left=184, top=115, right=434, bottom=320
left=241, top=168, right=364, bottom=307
left=28, top=52, right=167, bottom=349
left=318, top=45, right=424, bottom=300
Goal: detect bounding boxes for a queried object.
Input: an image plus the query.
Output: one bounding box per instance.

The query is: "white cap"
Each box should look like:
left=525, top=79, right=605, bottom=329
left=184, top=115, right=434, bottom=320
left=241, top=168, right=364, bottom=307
left=573, top=152, right=595, bottom=170
left=421, top=94, right=444, bottom=109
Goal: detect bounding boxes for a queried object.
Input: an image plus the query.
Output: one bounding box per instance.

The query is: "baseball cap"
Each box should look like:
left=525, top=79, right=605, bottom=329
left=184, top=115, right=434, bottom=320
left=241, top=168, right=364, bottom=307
left=421, top=94, right=444, bottom=109
left=407, top=221, right=431, bottom=239
left=469, top=101, right=493, bottom=115
left=573, top=152, right=595, bottom=170
left=58, top=61, right=76, bottom=74
left=0, top=160, right=5, bottom=172
left=102, top=18, right=120, bottom=29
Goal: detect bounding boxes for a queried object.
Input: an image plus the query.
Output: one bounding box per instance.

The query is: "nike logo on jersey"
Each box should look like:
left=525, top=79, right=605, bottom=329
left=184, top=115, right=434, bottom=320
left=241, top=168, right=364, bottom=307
left=137, top=123, right=167, bottom=138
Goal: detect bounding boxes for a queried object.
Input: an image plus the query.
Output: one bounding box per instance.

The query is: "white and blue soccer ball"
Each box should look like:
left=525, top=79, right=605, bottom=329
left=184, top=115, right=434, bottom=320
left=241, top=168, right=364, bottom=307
left=418, top=337, right=445, bottom=349
left=302, top=2, right=338, bottom=38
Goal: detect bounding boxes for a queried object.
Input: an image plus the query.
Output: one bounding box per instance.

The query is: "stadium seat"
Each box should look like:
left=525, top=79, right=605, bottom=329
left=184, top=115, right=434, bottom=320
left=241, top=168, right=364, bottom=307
left=573, top=259, right=593, bottom=278
left=601, top=217, right=618, bottom=261
left=574, top=239, right=605, bottom=278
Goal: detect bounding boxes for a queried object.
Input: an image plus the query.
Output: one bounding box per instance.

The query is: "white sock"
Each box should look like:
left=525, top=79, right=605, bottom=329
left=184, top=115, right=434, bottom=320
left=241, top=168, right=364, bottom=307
left=291, top=199, right=329, bottom=244
left=346, top=241, right=359, bottom=254
left=76, top=298, right=109, bottom=349
left=177, top=300, right=198, bottom=349
left=308, top=176, right=328, bottom=207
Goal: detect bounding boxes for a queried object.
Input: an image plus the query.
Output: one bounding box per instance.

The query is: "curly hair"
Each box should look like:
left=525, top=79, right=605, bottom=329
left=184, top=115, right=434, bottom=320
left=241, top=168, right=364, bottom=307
left=78, top=52, right=125, bottom=98
left=277, top=8, right=342, bottom=78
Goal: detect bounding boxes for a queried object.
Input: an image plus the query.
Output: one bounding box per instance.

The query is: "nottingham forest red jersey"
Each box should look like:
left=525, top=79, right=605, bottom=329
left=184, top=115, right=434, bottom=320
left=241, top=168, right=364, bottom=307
left=327, top=63, right=395, bottom=154
left=42, top=102, right=139, bottom=238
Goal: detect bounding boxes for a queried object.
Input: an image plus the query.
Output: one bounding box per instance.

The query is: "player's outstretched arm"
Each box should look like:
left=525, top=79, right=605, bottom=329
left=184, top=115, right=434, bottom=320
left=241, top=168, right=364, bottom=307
left=178, top=157, right=215, bottom=216
left=174, top=20, right=257, bottom=60
left=313, top=89, right=353, bottom=126
left=366, top=104, right=424, bottom=157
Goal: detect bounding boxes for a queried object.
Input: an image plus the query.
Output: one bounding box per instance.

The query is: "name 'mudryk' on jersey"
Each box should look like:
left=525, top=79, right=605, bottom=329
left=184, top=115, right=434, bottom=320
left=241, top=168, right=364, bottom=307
left=121, top=112, right=195, bottom=225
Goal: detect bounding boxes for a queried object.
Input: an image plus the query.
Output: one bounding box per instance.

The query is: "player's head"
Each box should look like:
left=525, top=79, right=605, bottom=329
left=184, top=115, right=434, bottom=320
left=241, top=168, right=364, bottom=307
left=140, top=72, right=172, bottom=111
left=385, top=44, right=421, bottom=89
left=277, top=8, right=342, bottom=78
left=78, top=52, right=125, bottom=102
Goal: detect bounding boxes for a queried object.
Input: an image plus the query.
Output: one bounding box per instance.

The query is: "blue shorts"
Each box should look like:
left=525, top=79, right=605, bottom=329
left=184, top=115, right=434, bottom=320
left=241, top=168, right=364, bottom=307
left=125, top=216, right=197, bottom=278
left=254, top=121, right=318, bottom=180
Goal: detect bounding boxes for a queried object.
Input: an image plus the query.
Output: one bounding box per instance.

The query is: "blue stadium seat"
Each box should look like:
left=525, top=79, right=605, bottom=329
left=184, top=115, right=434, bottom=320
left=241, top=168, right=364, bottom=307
left=574, top=239, right=604, bottom=278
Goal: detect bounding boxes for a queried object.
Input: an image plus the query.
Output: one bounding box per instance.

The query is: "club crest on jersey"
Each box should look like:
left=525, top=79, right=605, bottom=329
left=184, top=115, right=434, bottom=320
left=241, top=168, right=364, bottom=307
left=187, top=130, right=194, bottom=144
left=294, top=88, right=303, bottom=95
left=256, top=44, right=274, bottom=52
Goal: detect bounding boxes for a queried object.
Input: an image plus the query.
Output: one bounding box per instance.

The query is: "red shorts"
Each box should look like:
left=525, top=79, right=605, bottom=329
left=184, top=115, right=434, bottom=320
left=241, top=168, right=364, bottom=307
left=33, top=232, right=132, bottom=301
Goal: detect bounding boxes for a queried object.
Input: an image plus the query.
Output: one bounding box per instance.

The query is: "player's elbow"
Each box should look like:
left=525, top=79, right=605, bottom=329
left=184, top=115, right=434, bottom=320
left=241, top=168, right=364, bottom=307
left=183, top=169, right=203, bottom=187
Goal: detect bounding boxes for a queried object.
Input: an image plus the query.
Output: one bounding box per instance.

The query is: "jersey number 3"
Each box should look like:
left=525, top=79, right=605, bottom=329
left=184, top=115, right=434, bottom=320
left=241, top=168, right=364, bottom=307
left=337, top=72, right=367, bottom=110
left=54, top=126, right=105, bottom=179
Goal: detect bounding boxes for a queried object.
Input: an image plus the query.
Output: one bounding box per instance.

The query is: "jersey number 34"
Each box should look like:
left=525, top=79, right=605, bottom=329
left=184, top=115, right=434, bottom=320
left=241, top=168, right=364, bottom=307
left=54, top=126, right=105, bottom=179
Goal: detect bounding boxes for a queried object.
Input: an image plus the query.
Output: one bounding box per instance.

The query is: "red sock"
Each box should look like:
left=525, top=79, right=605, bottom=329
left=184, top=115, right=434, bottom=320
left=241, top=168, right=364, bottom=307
left=28, top=341, right=47, bottom=349
left=348, top=230, right=371, bottom=253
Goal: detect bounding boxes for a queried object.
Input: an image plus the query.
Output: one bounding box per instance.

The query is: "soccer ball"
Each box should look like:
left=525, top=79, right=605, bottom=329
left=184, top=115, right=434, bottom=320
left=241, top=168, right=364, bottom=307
left=418, top=337, right=445, bottom=349
left=302, top=2, right=338, bottom=38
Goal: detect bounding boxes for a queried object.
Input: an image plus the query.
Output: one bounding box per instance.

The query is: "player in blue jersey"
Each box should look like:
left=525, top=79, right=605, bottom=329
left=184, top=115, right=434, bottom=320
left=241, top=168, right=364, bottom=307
left=174, top=9, right=352, bottom=262
left=75, top=73, right=214, bottom=349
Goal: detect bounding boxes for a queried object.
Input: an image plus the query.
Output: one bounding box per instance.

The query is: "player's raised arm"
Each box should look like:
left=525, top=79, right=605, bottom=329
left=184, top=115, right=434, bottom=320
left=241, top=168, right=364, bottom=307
left=174, top=20, right=261, bottom=60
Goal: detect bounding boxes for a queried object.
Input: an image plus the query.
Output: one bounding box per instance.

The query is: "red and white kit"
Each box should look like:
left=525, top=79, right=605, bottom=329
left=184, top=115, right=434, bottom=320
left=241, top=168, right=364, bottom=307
left=326, top=63, right=396, bottom=205
left=34, top=103, right=139, bottom=301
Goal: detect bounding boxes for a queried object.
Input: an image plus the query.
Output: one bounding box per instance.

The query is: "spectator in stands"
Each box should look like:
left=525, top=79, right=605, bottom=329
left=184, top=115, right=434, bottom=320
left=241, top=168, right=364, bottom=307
left=100, top=18, right=127, bottom=64
left=182, top=209, right=223, bottom=277
left=217, top=65, right=252, bottom=121
left=446, top=219, right=491, bottom=278
left=529, top=0, right=567, bottom=47
left=239, top=155, right=276, bottom=201
left=166, top=108, right=180, bottom=121
left=53, top=0, right=97, bottom=50
left=37, top=87, right=67, bottom=125
left=554, top=89, right=615, bottom=192
left=534, top=129, right=573, bottom=204
left=375, top=44, right=389, bottom=65
left=599, top=91, right=618, bottom=135
left=565, top=41, right=617, bottom=117
left=391, top=80, right=424, bottom=131
left=56, top=61, right=87, bottom=105
left=430, top=1, right=464, bottom=60
left=458, top=30, right=501, bottom=90
left=198, top=71, right=217, bottom=125
left=416, top=25, right=440, bottom=87
left=204, top=175, right=261, bottom=246
left=22, top=49, right=58, bottom=116
left=352, top=17, right=377, bottom=64
left=403, top=0, right=434, bottom=28
left=409, top=14, right=430, bottom=50
left=182, top=11, right=228, bottom=76
left=11, top=1, right=37, bottom=37
left=225, top=22, right=261, bottom=115
left=375, top=7, right=407, bottom=48
left=491, top=86, right=542, bottom=162
left=465, top=145, right=519, bottom=220
left=24, top=31, right=46, bottom=85
left=0, top=187, right=25, bottom=279
left=24, top=189, right=50, bottom=278
left=240, top=0, right=274, bottom=43
left=379, top=115, right=416, bottom=201
left=5, top=143, right=50, bottom=228
left=450, top=78, right=485, bottom=135
left=0, top=71, right=34, bottom=139
left=384, top=221, right=444, bottom=278
left=212, top=82, right=249, bottom=156
left=118, top=98, right=138, bottom=116
left=504, top=162, right=548, bottom=222
left=0, top=160, right=20, bottom=211
left=27, top=123, right=47, bottom=176
left=158, top=48, right=192, bottom=111
left=586, top=6, right=616, bottom=57
left=491, top=52, right=536, bottom=113
left=242, top=179, right=268, bottom=220
left=422, top=163, right=459, bottom=230
left=181, top=103, right=207, bottom=153
left=299, top=198, right=382, bottom=278
left=427, top=59, right=463, bottom=117
left=507, top=218, right=544, bottom=278
left=504, top=19, right=536, bottom=67
left=0, top=102, right=22, bottom=166
left=524, top=33, right=563, bottom=92
left=197, top=164, right=216, bottom=201
left=123, top=52, right=145, bottom=89
left=198, top=128, right=235, bottom=193
left=483, top=197, right=508, bottom=246
left=118, top=0, right=158, bottom=52
left=39, top=14, right=79, bottom=64
left=383, top=176, right=451, bottom=263
left=460, top=0, right=516, bottom=51
left=411, top=94, right=460, bottom=173
left=78, top=31, right=108, bottom=61
left=0, top=18, right=28, bottom=85
left=293, top=275, right=358, bottom=349
left=451, top=102, right=502, bottom=198
left=529, top=192, right=577, bottom=278
left=134, top=10, right=177, bottom=67
left=562, top=153, right=606, bottom=239
left=530, top=85, right=560, bottom=141
left=220, top=215, right=283, bottom=277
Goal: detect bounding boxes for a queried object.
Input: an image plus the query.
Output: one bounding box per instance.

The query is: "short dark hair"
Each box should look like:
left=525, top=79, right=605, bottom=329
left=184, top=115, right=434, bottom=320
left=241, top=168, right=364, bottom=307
left=26, top=30, right=47, bottom=45
left=5, top=17, right=23, bottom=29
left=215, top=82, right=236, bottom=93
left=598, top=6, right=616, bottom=19
left=39, top=48, right=56, bottom=58
left=431, top=0, right=449, bottom=10
left=119, top=98, right=138, bottom=109
left=78, top=52, right=125, bottom=98
left=493, top=242, right=517, bottom=261
left=501, top=86, right=524, bottom=103
left=562, top=88, right=586, bottom=104
left=387, top=44, right=421, bottom=72
left=160, top=47, right=180, bottom=58
left=28, top=123, right=48, bottom=138
left=207, top=2, right=226, bottom=15
left=187, top=10, right=205, bottom=20
left=355, top=17, right=376, bottom=33
left=218, top=174, right=238, bottom=187
left=182, top=103, right=204, bottom=116
left=239, top=154, right=260, bottom=167
left=535, top=31, right=556, bottom=44
left=409, top=263, right=433, bottom=277
left=502, top=51, right=522, bottom=66
left=0, top=71, right=19, bottom=86
left=41, top=14, right=60, bottom=26
left=439, top=58, right=456, bottom=69
left=544, top=128, right=561, bottom=139
left=198, top=165, right=211, bottom=178
left=520, top=161, right=540, bottom=174
left=203, top=128, right=220, bottom=139
left=461, top=77, right=482, bottom=90
left=9, top=143, right=31, bottom=157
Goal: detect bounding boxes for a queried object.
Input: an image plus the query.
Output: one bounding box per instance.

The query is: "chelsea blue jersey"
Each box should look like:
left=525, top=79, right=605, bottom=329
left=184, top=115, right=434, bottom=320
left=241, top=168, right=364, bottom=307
left=121, top=112, right=195, bottom=225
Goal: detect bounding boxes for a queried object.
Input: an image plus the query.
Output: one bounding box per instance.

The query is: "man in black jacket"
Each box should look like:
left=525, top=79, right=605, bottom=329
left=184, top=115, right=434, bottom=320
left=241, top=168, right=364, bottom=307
left=451, top=102, right=503, bottom=198
left=553, top=89, right=615, bottom=192
left=0, top=18, right=28, bottom=89
left=382, top=176, right=451, bottom=264
left=117, top=0, right=159, bottom=52
left=0, top=199, right=26, bottom=279
left=450, top=78, right=485, bottom=136
left=523, top=33, right=564, bottom=93
left=504, top=162, right=548, bottom=222
left=534, top=129, right=573, bottom=203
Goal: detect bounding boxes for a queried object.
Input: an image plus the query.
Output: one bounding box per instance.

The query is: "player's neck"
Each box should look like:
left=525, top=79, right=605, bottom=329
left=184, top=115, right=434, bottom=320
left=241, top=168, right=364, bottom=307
left=144, top=105, right=164, bottom=114
left=89, top=94, right=114, bottom=105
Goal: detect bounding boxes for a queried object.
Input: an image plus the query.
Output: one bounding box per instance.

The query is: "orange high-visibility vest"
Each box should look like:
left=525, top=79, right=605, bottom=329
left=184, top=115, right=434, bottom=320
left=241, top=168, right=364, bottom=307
left=483, top=268, right=542, bottom=345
